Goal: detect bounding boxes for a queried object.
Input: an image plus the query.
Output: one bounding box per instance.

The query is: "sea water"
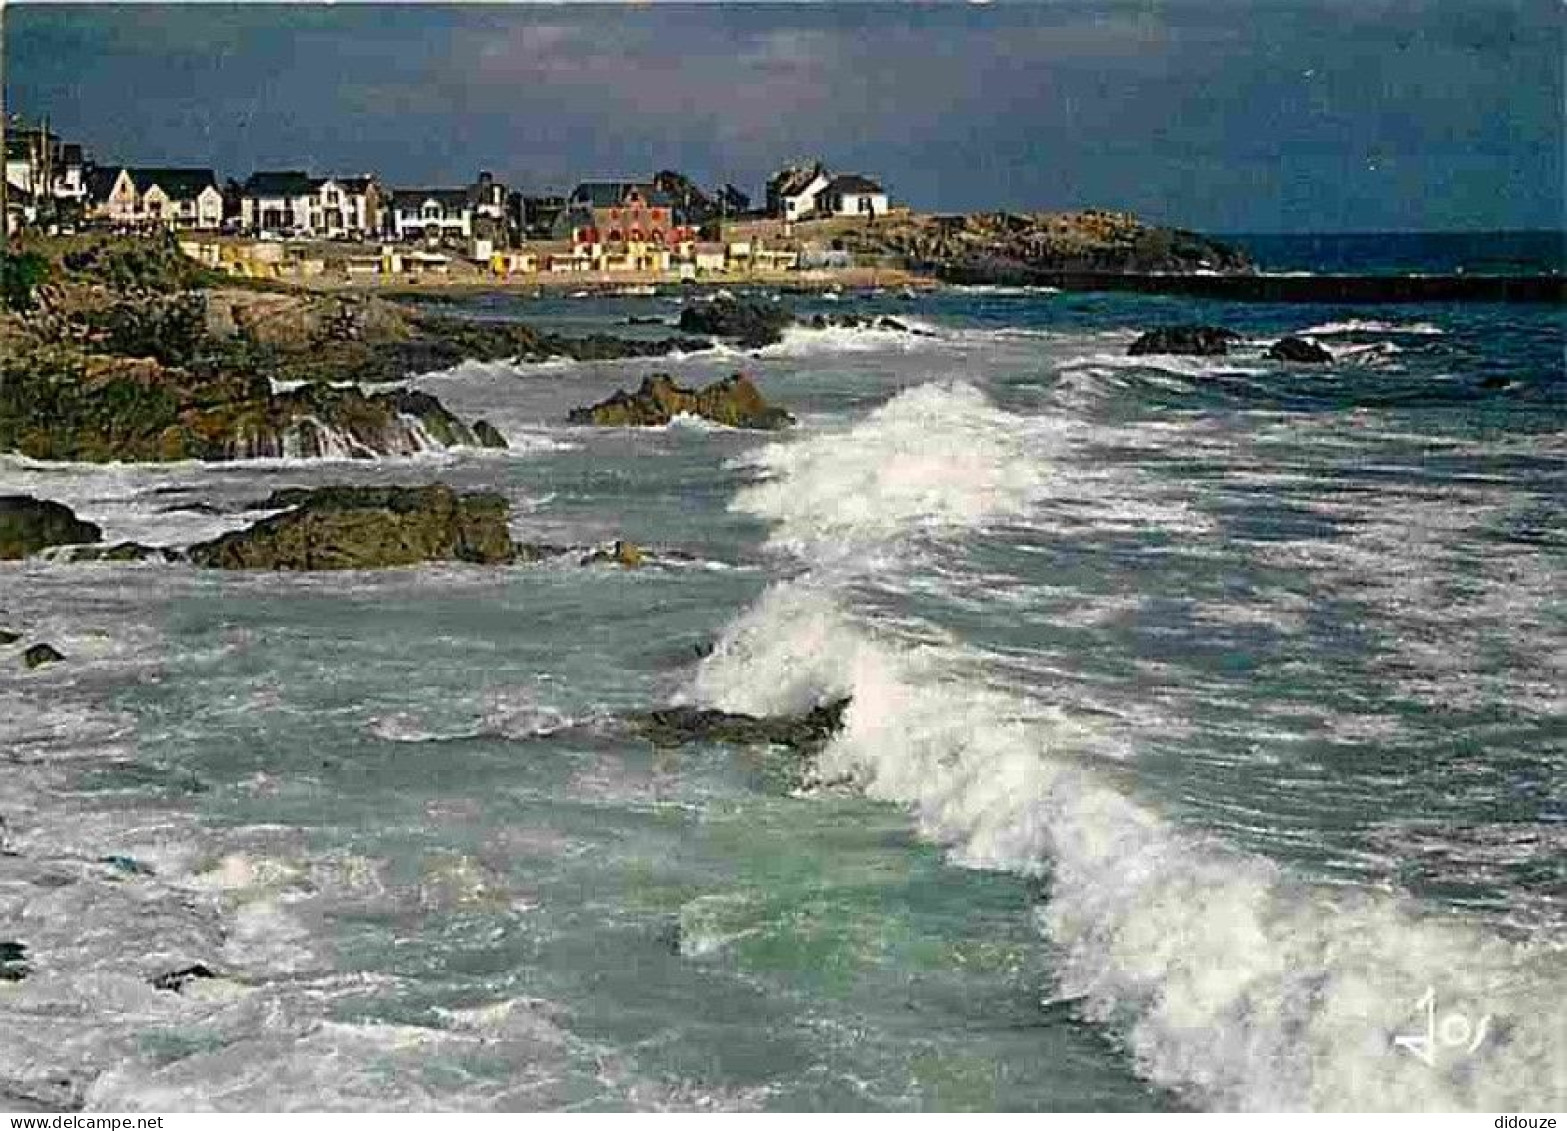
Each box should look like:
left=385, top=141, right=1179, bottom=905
left=1, top=239, right=1562, bottom=1111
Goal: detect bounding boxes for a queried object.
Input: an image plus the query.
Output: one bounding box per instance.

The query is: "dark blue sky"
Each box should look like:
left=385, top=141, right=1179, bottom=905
left=8, top=1, right=1562, bottom=232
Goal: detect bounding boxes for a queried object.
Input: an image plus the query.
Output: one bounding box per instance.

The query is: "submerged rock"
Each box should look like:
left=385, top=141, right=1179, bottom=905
left=678, top=298, right=794, bottom=348
left=1266, top=336, right=1334, bottom=363
left=22, top=643, right=65, bottom=669
left=1127, top=325, right=1242, bottom=357
left=56, top=542, right=185, bottom=564
left=187, top=484, right=516, bottom=570
left=630, top=697, right=851, bottom=754
left=151, top=963, right=216, bottom=993
left=0, top=941, right=28, bottom=982
left=568, top=373, right=793, bottom=430
left=804, top=313, right=934, bottom=337
left=0, top=496, right=103, bottom=559
left=581, top=539, right=646, bottom=569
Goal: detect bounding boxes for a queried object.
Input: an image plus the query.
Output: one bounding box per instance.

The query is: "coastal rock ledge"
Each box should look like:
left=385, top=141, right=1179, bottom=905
left=0, top=496, right=103, bottom=559
left=568, top=374, right=794, bottom=430
left=187, top=485, right=520, bottom=570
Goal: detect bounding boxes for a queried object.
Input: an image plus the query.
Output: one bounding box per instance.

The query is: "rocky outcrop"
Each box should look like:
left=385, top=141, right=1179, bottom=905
left=187, top=485, right=517, bottom=570
left=803, top=313, right=934, bottom=336
left=1127, top=325, right=1242, bottom=357
left=1, top=237, right=711, bottom=465
left=151, top=964, right=217, bottom=993
left=830, top=209, right=1252, bottom=279
left=630, top=697, right=850, bottom=755
left=568, top=374, right=794, bottom=430
left=22, top=643, right=64, bottom=669
left=0, top=942, right=28, bottom=982
left=0, top=347, right=508, bottom=463
left=0, top=496, right=102, bottom=559
left=581, top=539, right=646, bottom=569
left=678, top=298, right=794, bottom=348
left=1266, top=336, right=1334, bottom=363
left=55, top=542, right=184, bottom=563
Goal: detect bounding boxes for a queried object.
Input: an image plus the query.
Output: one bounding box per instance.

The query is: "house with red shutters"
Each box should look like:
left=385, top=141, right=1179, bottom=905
left=556, top=180, right=698, bottom=271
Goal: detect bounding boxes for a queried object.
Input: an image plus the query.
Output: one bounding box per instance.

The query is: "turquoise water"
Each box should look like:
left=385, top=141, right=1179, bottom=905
left=1, top=285, right=1562, bottom=1110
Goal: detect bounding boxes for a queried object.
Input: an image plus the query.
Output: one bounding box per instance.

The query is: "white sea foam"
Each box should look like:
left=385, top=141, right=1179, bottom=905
left=1299, top=319, right=1446, bottom=337
left=695, top=379, right=1567, bottom=1111
left=732, top=382, right=1055, bottom=553
left=693, top=580, right=1564, bottom=1111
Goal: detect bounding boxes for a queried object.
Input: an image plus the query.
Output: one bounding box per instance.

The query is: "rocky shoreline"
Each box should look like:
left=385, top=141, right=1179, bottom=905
left=0, top=236, right=713, bottom=464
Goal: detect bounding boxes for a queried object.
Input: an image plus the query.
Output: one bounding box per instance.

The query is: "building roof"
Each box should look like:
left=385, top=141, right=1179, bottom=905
left=84, top=165, right=121, bottom=202
left=130, top=167, right=219, bottom=200
left=823, top=173, right=884, bottom=196
left=392, top=188, right=471, bottom=209
left=570, top=181, right=674, bottom=209
left=322, top=175, right=378, bottom=195
left=243, top=171, right=315, bottom=197
left=769, top=163, right=826, bottom=198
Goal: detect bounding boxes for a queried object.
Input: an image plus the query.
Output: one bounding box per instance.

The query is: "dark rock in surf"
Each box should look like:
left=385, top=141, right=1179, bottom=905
left=568, top=373, right=794, bottom=430
left=581, top=539, right=647, bottom=569
left=188, top=484, right=516, bottom=570
left=22, top=643, right=65, bottom=669
left=1127, top=325, right=1242, bottom=357
left=678, top=298, right=794, bottom=348
left=56, top=542, right=185, bottom=564
left=0, top=497, right=102, bottom=559
left=151, top=963, right=217, bottom=993
left=0, top=629, right=20, bottom=645
left=1265, top=336, right=1334, bottom=363
left=471, top=419, right=508, bottom=448
left=0, top=941, right=28, bottom=982
left=630, top=697, right=851, bottom=754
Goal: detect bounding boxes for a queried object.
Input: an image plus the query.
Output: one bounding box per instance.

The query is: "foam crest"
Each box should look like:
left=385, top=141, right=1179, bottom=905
left=732, top=382, right=1053, bottom=552
left=695, top=583, right=1564, bottom=1111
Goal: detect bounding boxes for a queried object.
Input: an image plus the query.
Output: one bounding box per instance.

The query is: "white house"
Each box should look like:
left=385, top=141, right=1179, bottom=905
left=241, top=171, right=316, bottom=236
left=389, top=188, right=474, bottom=241
left=819, top=174, right=888, bottom=218
left=308, top=176, right=382, bottom=239
left=94, top=167, right=222, bottom=229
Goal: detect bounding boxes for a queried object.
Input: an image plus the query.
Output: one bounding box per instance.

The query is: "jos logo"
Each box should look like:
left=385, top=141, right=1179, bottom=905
left=1393, top=985, right=1492, bottom=1067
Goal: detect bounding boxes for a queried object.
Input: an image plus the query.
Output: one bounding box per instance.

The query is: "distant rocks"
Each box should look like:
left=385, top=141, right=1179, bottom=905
left=22, top=643, right=65, bottom=669
left=804, top=312, right=934, bottom=337
left=151, top=963, right=217, bottom=994
left=630, top=697, right=850, bottom=755
left=0, top=496, right=102, bottom=559
left=0, top=941, right=28, bottom=982
left=187, top=484, right=519, bottom=570
left=581, top=539, right=646, bottom=569
left=1265, top=336, right=1334, bottom=363
left=1127, top=325, right=1242, bottom=357
left=568, top=373, right=794, bottom=431
left=56, top=542, right=184, bottom=564
left=678, top=298, right=793, bottom=349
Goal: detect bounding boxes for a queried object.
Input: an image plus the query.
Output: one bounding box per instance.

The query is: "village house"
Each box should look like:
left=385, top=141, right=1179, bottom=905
left=388, top=188, right=474, bottom=241
left=239, top=171, right=316, bottom=236
left=820, top=173, right=889, bottom=218
left=309, top=176, right=383, bottom=239
left=766, top=163, right=831, bottom=222
left=5, top=124, right=88, bottom=225
left=766, top=162, right=890, bottom=221
left=558, top=180, right=697, bottom=270
left=90, top=167, right=223, bottom=229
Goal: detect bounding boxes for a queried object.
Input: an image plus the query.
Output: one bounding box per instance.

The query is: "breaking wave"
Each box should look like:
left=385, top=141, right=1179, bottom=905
left=697, top=379, right=1565, bottom=1112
